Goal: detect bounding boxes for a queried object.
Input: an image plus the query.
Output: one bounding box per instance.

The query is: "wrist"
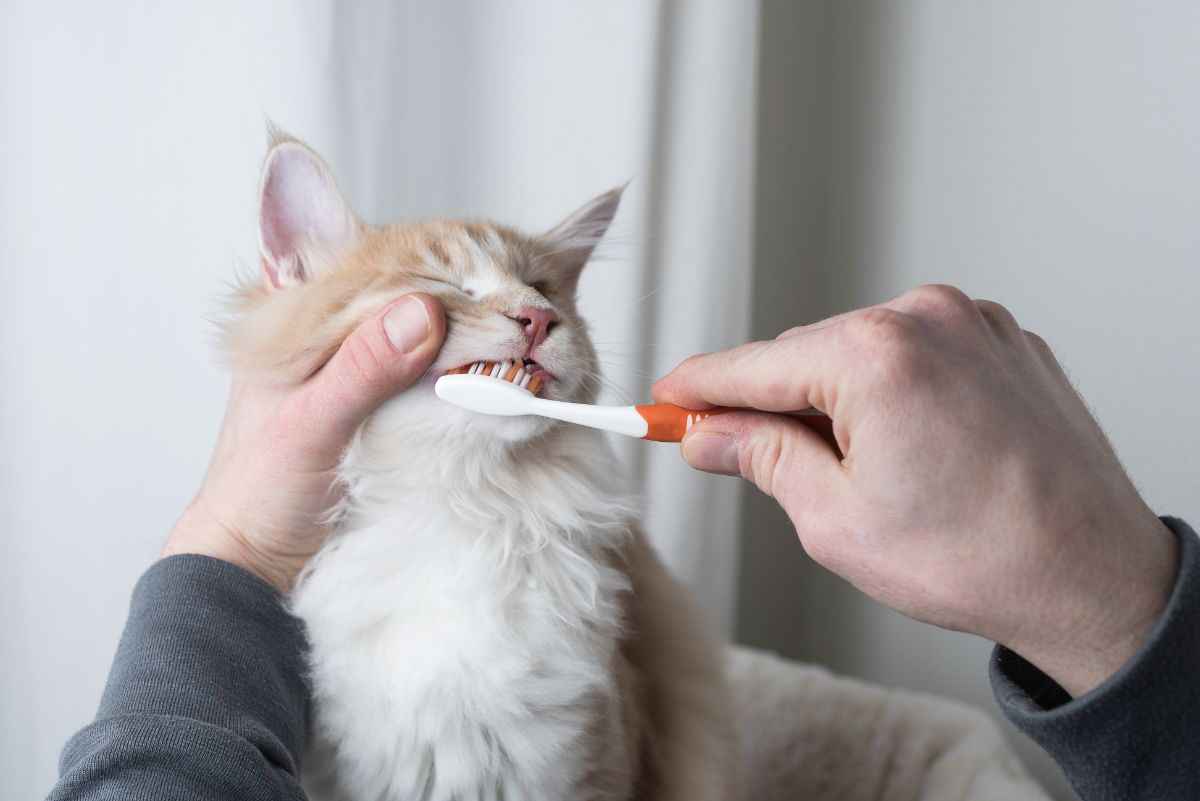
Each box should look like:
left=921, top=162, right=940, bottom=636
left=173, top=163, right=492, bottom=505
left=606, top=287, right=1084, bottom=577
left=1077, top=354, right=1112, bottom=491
left=998, top=514, right=1179, bottom=698
left=164, top=502, right=297, bottom=594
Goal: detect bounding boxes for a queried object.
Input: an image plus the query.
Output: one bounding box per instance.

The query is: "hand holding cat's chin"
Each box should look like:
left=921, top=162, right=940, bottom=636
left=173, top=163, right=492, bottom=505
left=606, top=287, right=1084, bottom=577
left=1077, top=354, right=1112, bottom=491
left=163, top=293, right=445, bottom=594
left=653, top=284, right=1179, bottom=699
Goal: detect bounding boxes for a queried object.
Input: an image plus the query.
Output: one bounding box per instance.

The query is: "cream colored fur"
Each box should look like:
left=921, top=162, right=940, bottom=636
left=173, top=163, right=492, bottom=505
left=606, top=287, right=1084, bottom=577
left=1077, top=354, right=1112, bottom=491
left=230, top=134, right=740, bottom=801
left=727, top=647, right=1051, bottom=801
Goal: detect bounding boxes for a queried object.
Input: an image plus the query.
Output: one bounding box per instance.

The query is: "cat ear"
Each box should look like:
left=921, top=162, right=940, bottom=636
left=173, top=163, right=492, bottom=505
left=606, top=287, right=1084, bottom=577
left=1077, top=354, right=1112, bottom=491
left=540, top=185, right=624, bottom=293
left=258, top=133, right=360, bottom=289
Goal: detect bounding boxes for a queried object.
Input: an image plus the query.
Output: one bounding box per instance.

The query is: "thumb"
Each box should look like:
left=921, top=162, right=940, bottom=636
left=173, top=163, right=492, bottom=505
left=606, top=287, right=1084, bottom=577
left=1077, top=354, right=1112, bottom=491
left=681, top=412, right=840, bottom=505
left=294, top=293, right=446, bottom=441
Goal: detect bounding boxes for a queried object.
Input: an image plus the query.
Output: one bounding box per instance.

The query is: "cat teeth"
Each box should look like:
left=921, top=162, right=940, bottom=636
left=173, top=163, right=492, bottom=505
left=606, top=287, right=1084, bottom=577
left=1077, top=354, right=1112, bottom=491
left=444, top=360, right=544, bottom=396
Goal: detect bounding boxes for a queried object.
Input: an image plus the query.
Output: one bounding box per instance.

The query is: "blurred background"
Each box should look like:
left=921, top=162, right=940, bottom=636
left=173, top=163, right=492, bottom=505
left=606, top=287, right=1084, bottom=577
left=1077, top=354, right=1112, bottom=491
left=2, top=2, right=1198, bottom=799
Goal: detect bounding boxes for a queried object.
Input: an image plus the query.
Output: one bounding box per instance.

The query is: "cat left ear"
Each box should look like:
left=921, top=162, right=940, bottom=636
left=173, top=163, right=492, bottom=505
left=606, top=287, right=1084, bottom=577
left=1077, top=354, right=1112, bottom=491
left=258, top=134, right=360, bottom=289
left=540, top=184, right=625, bottom=294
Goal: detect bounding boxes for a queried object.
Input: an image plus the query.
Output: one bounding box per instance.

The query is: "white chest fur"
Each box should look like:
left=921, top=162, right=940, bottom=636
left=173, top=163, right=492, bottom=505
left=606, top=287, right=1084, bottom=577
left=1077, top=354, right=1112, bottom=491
left=292, top=427, right=639, bottom=801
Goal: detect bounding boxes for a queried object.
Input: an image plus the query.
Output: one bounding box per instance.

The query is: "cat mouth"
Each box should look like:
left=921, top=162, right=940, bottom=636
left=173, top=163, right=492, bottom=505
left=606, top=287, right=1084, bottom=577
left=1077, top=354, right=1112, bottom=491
left=443, top=358, right=552, bottom=395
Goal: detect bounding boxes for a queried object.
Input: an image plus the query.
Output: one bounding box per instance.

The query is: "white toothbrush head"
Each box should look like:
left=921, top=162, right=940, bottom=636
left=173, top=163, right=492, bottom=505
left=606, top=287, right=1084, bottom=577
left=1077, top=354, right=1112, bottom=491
left=435, top=371, right=539, bottom=416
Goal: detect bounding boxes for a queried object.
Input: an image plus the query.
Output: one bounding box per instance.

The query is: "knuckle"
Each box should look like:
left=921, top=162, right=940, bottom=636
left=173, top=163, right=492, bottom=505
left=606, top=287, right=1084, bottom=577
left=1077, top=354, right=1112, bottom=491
left=974, top=298, right=1019, bottom=332
left=905, top=283, right=974, bottom=319
left=1023, top=329, right=1053, bottom=357
left=730, top=340, right=768, bottom=362
left=750, top=372, right=796, bottom=410
left=775, top=325, right=806, bottom=340
left=843, top=309, right=926, bottom=387
left=677, top=352, right=712, bottom=375
left=744, top=425, right=787, bottom=498
left=745, top=342, right=799, bottom=408
left=844, top=307, right=916, bottom=351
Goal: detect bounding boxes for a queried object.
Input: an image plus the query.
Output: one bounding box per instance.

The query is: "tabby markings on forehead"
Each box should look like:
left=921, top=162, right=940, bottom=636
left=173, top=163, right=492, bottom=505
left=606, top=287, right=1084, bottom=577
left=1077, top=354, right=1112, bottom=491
left=461, top=227, right=508, bottom=263
left=423, top=238, right=455, bottom=269
left=460, top=269, right=506, bottom=300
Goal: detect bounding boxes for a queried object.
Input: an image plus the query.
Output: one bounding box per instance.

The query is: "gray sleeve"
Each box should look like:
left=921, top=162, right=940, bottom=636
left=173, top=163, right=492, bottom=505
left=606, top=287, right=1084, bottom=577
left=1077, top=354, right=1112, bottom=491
left=991, top=517, right=1200, bottom=801
left=49, top=555, right=310, bottom=801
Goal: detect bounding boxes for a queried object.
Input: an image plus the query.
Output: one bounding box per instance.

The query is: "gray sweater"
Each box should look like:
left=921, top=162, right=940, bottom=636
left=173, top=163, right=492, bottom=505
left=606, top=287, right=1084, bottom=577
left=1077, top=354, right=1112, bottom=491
left=49, top=519, right=1199, bottom=800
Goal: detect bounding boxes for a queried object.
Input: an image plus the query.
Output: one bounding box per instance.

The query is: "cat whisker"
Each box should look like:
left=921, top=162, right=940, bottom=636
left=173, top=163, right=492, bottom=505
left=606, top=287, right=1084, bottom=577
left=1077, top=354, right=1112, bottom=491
left=583, top=282, right=667, bottom=327
left=590, top=358, right=662, bottom=383
left=575, top=366, right=640, bottom=407
left=591, top=348, right=674, bottom=364
left=590, top=340, right=700, bottom=355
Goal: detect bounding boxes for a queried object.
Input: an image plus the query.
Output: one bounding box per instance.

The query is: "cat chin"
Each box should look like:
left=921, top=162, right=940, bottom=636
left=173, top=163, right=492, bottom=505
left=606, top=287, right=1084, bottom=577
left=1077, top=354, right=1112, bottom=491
left=455, top=411, right=555, bottom=443
left=436, top=407, right=556, bottom=443
left=369, top=393, right=557, bottom=448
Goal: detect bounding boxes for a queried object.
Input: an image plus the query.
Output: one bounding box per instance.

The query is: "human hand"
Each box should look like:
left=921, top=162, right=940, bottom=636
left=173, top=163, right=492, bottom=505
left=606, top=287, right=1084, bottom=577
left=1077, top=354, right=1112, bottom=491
left=653, top=285, right=1178, bottom=697
left=164, top=294, right=445, bottom=593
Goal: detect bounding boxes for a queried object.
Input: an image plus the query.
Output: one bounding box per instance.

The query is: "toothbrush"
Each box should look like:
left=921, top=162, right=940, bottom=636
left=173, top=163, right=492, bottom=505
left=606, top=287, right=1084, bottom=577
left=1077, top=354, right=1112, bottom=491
left=435, top=360, right=733, bottom=442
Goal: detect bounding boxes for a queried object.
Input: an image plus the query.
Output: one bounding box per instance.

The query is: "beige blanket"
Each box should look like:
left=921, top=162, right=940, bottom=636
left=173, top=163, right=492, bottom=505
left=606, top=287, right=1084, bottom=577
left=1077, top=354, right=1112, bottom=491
left=728, top=647, right=1051, bottom=801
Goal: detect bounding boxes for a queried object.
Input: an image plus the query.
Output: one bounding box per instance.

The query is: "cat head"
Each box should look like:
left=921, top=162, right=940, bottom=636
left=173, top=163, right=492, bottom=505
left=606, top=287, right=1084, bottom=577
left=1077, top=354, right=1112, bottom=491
left=223, top=132, right=622, bottom=448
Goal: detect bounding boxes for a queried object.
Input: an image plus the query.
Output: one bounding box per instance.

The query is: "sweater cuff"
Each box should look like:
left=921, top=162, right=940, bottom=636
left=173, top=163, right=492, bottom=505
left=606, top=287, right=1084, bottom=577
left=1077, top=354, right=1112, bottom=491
left=94, top=554, right=311, bottom=768
left=991, top=517, right=1200, bottom=799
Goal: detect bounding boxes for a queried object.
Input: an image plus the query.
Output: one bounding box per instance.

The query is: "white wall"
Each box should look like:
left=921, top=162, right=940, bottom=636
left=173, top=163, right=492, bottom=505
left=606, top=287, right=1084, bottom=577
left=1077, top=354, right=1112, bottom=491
left=0, top=7, right=325, bottom=796
left=740, top=2, right=1200, bottom=799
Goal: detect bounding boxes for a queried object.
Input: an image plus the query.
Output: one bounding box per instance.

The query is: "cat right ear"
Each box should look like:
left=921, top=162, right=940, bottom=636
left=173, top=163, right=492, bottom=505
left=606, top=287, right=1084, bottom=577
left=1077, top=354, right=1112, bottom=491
left=258, top=134, right=360, bottom=289
left=539, top=184, right=625, bottom=296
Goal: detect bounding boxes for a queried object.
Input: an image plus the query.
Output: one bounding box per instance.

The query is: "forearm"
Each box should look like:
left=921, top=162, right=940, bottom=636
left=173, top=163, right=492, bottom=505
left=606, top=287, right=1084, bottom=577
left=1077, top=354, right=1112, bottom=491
left=50, top=555, right=310, bottom=801
left=992, top=517, right=1200, bottom=801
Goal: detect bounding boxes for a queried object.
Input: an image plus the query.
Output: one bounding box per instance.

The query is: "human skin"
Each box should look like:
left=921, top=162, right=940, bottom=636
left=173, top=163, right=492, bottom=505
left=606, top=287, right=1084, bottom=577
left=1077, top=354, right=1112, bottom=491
left=163, top=293, right=445, bottom=594
left=653, top=284, right=1179, bottom=698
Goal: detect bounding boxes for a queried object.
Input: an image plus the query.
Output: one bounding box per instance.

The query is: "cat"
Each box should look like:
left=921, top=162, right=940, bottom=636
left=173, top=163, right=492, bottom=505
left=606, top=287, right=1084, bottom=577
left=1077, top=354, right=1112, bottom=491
left=223, top=131, right=741, bottom=801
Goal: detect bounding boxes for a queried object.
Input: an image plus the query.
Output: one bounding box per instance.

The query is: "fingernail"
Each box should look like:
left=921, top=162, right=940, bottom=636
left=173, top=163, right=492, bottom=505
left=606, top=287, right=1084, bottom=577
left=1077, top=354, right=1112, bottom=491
left=383, top=296, right=431, bottom=353
left=681, top=432, right=742, bottom=475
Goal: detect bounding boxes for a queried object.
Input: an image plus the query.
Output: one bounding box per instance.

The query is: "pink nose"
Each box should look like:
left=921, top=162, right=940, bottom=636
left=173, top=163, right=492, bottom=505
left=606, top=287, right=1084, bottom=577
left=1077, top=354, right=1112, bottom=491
left=512, top=307, right=559, bottom=349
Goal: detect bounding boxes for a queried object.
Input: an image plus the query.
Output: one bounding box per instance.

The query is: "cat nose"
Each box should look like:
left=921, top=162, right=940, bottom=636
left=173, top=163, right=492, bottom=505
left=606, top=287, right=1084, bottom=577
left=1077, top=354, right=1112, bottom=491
left=511, top=307, right=559, bottom=349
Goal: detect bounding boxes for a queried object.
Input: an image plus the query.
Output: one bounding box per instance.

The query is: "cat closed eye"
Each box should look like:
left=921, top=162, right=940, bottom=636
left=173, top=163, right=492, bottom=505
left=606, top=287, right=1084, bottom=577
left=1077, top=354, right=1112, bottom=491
left=417, top=274, right=475, bottom=296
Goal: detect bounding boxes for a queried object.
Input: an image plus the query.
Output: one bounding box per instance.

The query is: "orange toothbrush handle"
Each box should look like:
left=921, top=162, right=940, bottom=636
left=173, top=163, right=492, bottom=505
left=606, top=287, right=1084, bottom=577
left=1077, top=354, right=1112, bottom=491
left=634, top=404, right=735, bottom=442
left=634, top=404, right=837, bottom=447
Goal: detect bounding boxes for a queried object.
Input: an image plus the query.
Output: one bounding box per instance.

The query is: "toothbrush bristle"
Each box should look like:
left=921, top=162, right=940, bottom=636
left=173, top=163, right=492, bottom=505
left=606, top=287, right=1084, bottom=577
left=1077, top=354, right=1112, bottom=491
left=444, top=361, right=544, bottom=395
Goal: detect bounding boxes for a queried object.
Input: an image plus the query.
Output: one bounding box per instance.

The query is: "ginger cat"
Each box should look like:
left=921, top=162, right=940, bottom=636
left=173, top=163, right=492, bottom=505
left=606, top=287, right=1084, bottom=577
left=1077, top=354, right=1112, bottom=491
left=223, top=132, right=740, bottom=801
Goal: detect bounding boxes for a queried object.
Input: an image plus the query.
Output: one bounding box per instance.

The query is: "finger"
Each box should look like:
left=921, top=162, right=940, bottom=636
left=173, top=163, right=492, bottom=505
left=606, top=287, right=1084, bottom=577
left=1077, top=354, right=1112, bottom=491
left=680, top=411, right=842, bottom=512
left=651, top=325, right=839, bottom=414
left=774, top=307, right=859, bottom=340
left=290, top=293, right=446, bottom=442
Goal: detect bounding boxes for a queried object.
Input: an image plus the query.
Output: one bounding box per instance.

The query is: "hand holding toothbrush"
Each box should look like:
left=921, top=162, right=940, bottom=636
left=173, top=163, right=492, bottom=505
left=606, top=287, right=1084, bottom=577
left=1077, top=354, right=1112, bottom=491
left=653, top=284, right=1177, bottom=699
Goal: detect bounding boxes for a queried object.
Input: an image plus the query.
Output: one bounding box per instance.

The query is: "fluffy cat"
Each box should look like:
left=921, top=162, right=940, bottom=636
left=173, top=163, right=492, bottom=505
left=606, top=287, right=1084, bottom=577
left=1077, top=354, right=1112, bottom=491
left=223, top=132, right=740, bottom=801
